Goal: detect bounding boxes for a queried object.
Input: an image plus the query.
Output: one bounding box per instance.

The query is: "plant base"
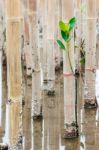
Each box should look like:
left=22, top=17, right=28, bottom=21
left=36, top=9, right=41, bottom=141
left=47, top=90, right=55, bottom=96
left=60, top=60, right=63, bottom=69
left=43, top=80, right=48, bottom=84
left=64, top=122, right=79, bottom=139
left=27, top=74, right=32, bottom=78
left=0, top=144, right=8, bottom=150
left=33, top=113, right=43, bottom=120
left=22, top=99, right=25, bottom=107
left=43, top=80, right=48, bottom=91
left=84, top=98, right=98, bottom=109
left=55, top=64, right=61, bottom=72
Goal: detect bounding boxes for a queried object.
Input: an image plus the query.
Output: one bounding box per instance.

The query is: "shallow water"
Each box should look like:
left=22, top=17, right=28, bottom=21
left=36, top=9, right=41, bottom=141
left=1, top=68, right=99, bottom=150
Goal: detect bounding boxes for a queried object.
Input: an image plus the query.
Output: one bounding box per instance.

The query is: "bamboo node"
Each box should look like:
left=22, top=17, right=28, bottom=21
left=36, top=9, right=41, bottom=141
left=7, top=99, right=21, bottom=104
left=28, top=11, right=36, bottom=16
left=85, top=68, right=96, bottom=73
left=6, top=17, right=23, bottom=22
left=63, top=72, right=74, bottom=77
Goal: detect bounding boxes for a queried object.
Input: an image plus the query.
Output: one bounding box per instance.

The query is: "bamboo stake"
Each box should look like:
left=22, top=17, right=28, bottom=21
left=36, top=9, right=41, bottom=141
left=54, top=0, right=62, bottom=71
left=6, top=0, right=23, bottom=148
left=36, top=0, right=44, bottom=87
left=40, top=0, right=48, bottom=89
left=22, top=0, right=32, bottom=76
left=28, top=0, right=42, bottom=118
left=0, top=16, right=3, bottom=127
left=62, top=0, right=79, bottom=138
left=84, top=0, right=97, bottom=108
left=0, top=15, right=5, bottom=147
left=96, top=9, right=99, bottom=68
left=74, top=0, right=84, bottom=128
left=47, top=0, right=56, bottom=95
left=75, top=0, right=81, bottom=69
left=24, top=16, right=32, bottom=76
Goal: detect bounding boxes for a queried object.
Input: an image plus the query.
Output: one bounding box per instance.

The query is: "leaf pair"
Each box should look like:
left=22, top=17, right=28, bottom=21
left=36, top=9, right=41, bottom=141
left=57, top=17, right=76, bottom=50
left=59, top=21, right=70, bottom=32
left=59, top=17, right=76, bottom=33
left=57, top=40, right=65, bottom=50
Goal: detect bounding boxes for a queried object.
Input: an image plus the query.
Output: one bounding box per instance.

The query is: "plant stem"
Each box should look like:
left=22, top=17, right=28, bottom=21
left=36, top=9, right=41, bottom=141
left=75, top=76, right=78, bottom=126
left=67, top=42, right=74, bottom=75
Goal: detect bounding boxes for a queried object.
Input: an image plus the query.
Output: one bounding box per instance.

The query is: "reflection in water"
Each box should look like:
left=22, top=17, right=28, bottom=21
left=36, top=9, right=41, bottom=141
left=2, top=68, right=99, bottom=149
left=0, top=66, right=7, bottom=143
left=23, top=77, right=32, bottom=150
left=33, top=120, right=42, bottom=150
left=84, top=109, right=96, bottom=150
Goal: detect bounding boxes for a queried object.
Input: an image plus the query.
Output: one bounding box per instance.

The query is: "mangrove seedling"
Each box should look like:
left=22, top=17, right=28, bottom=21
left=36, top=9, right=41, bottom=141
left=57, top=17, right=79, bottom=136
left=57, top=17, right=76, bottom=75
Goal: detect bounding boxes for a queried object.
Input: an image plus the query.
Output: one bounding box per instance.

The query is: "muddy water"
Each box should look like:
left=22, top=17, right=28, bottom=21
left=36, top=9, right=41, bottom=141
left=1, top=68, right=99, bottom=150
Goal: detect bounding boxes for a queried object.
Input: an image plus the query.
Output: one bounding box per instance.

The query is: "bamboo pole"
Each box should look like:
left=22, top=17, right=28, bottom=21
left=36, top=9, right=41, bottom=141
left=54, top=0, right=62, bottom=71
left=0, top=16, right=3, bottom=128
left=62, top=0, right=79, bottom=138
left=24, top=16, right=32, bottom=76
left=36, top=0, right=44, bottom=87
left=6, top=0, right=23, bottom=148
left=28, top=0, right=42, bottom=118
left=96, top=9, right=99, bottom=68
left=47, top=0, right=56, bottom=95
left=84, top=0, right=97, bottom=108
left=75, top=0, right=81, bottom=69
left=74, top=0, right=84, bottom=129
left=0, top=14, right=6, bottom=148
left=59, top=0, right=63, bottom=68
left=40, top=0, right=48, bottom=90
left=22, top=0, right=32, bottom=76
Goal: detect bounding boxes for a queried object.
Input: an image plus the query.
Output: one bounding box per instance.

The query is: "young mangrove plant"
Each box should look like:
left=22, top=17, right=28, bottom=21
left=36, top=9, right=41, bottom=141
left=57, top=17, right=80, bottom=138
left=57, top=17, right=76, bottom=75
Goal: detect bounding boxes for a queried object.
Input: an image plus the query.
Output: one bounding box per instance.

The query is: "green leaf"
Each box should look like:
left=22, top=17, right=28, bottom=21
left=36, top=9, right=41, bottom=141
left=57, top=40, right=65, bottom=50
left=61, top=31, right=70, bottom=41
left=65, top=23, right=70, bottom=32
left=80, top=57, right=85, bottom=64
left=59, top=21, right=70, bottom=32
left=69, top=17, right=76, bottom=30
left=74, top=45, right=79, bottom=49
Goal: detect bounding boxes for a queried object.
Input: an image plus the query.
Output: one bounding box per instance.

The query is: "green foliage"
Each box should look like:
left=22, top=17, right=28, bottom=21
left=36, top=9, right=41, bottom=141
left=69, top=17, right=76, bottom=30
left=74, top=39, right=85, bottom=65
left=61, top=31, right=70, bottom=42
left=57, top=17, right=76, bottom=50
left=57, top=17, right=77, bottom=74
left=57, top=40, right=65, bottom=50
left=59, top=21, right=70, bottom=32
left=80, top=57, right=85, bottom=65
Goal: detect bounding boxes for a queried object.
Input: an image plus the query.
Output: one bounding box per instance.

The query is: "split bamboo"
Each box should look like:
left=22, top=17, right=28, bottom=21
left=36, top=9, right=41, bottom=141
left=47, top=0, right=56, bottom=95
left=28, top=0, right=42, bottom=117
left=6, top=0, right=23, bottom=148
